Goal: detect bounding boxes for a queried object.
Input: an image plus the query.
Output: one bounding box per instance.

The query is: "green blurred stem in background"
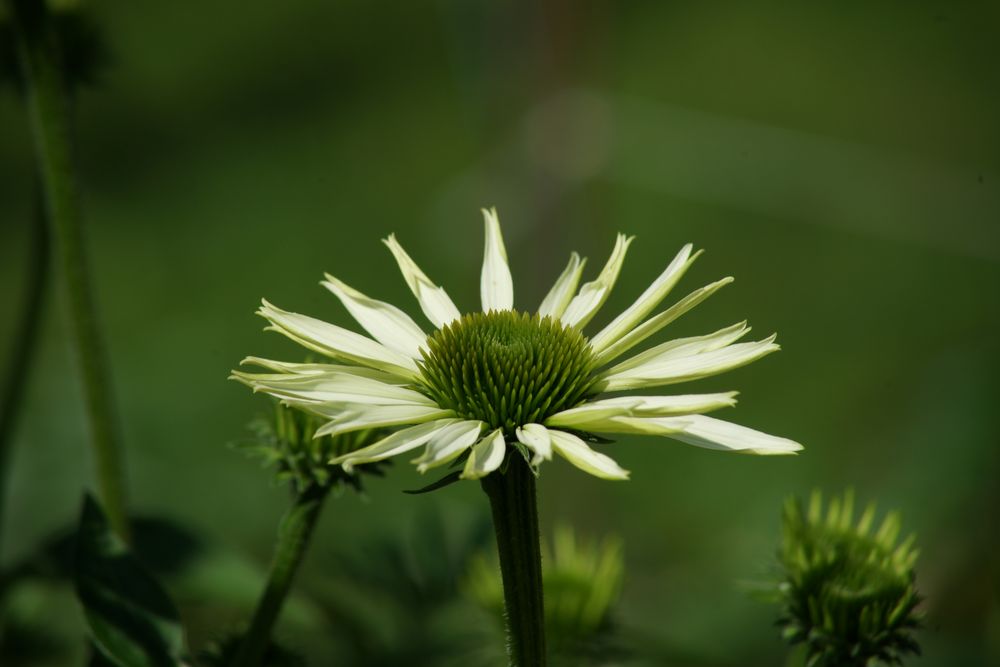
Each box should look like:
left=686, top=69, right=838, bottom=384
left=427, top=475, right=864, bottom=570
left=0, top=191, right=49, bottom=561
left=482, top=455, right=547, bottom=667
left=233, top=482, right=330, bottom=667
left=6, top=0, right=129, bottom=539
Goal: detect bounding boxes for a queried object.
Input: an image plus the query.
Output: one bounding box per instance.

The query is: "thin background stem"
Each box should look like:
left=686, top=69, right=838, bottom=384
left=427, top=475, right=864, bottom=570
left=232, top=483, right=329, bottom=667
left=482, top=454, right=547, bottom=667
left=0, top=190, right=50, bottom=562
left=7, top=0, right=129, bottom=538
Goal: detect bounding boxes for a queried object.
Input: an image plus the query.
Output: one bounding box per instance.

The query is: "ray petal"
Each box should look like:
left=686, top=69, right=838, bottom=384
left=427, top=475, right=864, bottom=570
left=322, top=274, right=427, bottom=358
left=383, top=234, right=462, bottom=329
left=480, top=207, right=514, bottom=312
left=460, top=429, right=507, bottom=480
left=560, top=234, right=634, bottom=330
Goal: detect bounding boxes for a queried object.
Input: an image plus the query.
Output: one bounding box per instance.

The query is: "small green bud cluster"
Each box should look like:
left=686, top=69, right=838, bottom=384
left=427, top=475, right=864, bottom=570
left=239, top=400, right=384, bottom=493
left=420, top=311, right=597, bottom=434
left=776, top=490, right=923, bottom=667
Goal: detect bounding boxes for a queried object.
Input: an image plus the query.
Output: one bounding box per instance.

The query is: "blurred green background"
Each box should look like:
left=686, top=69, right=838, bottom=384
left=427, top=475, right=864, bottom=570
left=2, top=1, right=999, bottom=665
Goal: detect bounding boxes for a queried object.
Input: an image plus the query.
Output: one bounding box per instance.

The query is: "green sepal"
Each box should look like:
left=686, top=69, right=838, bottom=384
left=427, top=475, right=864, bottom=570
left=403, top=470, right=462, bottom=495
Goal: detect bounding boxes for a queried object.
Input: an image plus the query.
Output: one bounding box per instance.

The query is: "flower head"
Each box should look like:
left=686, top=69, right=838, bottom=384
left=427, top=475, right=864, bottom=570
left=773, top=490, right=923, bottom=667
left=231, top=208, right=801, bottom=481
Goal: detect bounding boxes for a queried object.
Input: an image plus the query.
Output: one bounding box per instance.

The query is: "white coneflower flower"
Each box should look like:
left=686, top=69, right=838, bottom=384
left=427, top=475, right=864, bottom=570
left=231, top=208, right=802, bottom=482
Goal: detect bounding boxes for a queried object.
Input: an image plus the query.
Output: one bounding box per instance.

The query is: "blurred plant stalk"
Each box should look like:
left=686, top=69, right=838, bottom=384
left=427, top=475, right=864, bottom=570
left=232, top=482, right=329, bottom=667
left=6, top=0, right=129, bottom=538
left=0, top=191, right=49, bottom=561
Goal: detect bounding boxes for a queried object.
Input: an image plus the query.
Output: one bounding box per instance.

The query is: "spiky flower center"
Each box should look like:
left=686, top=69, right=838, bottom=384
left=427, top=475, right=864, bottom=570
left=419, top=311, right=597, bottom=433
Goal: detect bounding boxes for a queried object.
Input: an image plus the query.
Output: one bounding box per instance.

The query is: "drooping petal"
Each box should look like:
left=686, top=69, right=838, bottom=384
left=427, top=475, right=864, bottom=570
left=611, top=414, right=802, bottom=455
left=590, top=244, right=698, bottom=353
left=331, top=419, right=458, bottom=471
left=321, top=274, right=427, bottom=358
left=606, top=321, right=750, bottom=376
left=593, top=277, right=734, bottom=366
left=598, top=333, right=779, bottom=392
left=573, top=415, right=691, bottom=436
left=480, top=208, right=514, bottom=312
left=258, top=300, right=419, bottom=381
left=314, top=404, right=455, bottom=437
left=230, top=369, right=437, bottom=407
left=560, top=234, right=634, bottom=329
left=461, top=429, right=507, bottom=479
left=545, top=392, right=738, bottom=429
left=548, top=429, right=630, bottom=480
left=413, top=420, right=485, bottom=472
left=515, top=423, right=553, bottom=464
left=383, top=234, right=462, bottom=329
left=238, top=357, right=408, bottom=384
left=537, top=252, right=586, bottom=320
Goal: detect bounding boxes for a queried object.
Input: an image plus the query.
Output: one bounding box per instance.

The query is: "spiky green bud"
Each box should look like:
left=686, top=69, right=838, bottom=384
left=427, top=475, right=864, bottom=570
left=237, top=400, right=385, bottom=493
left=419, top=311, right=598, bottom=434
left=775, top=490, right=923, bottom=667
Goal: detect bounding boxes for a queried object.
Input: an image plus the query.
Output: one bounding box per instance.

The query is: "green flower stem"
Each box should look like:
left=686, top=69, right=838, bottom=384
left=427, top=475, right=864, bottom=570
left=0, top=191, right=50, bottom=561
left=233, top=483, right=329, bottom=667
left=481, top=454, right=547, bottom=667
left=7, top=0, right=129, bottom=538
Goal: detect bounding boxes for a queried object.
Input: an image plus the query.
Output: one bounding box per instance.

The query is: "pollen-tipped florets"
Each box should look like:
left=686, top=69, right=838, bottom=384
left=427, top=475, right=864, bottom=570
left=419, top=311, right=597, bottom=433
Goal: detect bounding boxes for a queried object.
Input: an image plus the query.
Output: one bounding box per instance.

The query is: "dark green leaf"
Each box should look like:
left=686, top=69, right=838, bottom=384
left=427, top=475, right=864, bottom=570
left=74, top=494, right=185, bottom=667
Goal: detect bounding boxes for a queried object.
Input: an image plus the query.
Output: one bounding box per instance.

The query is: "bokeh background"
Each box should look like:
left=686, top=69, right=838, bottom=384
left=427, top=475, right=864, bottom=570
left=2, top=1, right=999, bottom=665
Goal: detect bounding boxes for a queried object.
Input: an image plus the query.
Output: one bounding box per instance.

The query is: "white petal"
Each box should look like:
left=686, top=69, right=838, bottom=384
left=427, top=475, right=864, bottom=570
left=607, top=322, right=750, bottom=376
left=548, top=429, right=629, bottom=480
left=543, top=401, right=642, bottom=429
left=515, top=423, right=553, bottom=464
left=321, top=274, right=427, bottom=358
left=331, top=419, right=458, bottom=470
left=258, top=300, right=419, bottom=381
left=590, top=244, right=698, bottom=353
left=594, top=277, right=734, bottom=366
left=598, top=334, right=779, bottom=392
left=619, top=414, right=802, bottom=455
left=314, top=404, right=455, bottom=437
left=461, top=429, right=507, bottom=480
left=580, top=415, right=692, bottom=436
left=545, top=392, right=738, bottom=429
left=413, top=420, right=485, bottom=472
left=537, top=252, right=586, bottom=320
left=480, top=208, right=514, bottom=312
left=560, top=234, right=634, bottom=329
left=230, top=369, right=437, bottom=407
left=383, top=234, right=462, bottom=328
left=239, top=357, right=408, bottom=384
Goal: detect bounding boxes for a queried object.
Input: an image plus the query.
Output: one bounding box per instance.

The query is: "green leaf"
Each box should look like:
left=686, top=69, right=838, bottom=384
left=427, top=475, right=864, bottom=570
left=74, top=494, right=186, bottom=667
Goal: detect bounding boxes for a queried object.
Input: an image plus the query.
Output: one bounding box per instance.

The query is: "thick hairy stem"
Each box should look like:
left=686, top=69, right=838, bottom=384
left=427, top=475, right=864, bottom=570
left=482, top=454, right=547, bottom=667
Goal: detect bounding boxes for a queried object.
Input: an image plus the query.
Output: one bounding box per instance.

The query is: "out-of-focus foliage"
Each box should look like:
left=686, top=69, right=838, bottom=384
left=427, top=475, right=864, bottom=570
left=2, top=1, right=999, bottom=665
left=74, top=495, right=186, bottom=667
left=313, top=510, right=497, bottom=666
left=466, top=524, right=626, bottom=664
left=0, top=0, right=107, bottom=93
left=772, top=490, right=922, bottom=667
